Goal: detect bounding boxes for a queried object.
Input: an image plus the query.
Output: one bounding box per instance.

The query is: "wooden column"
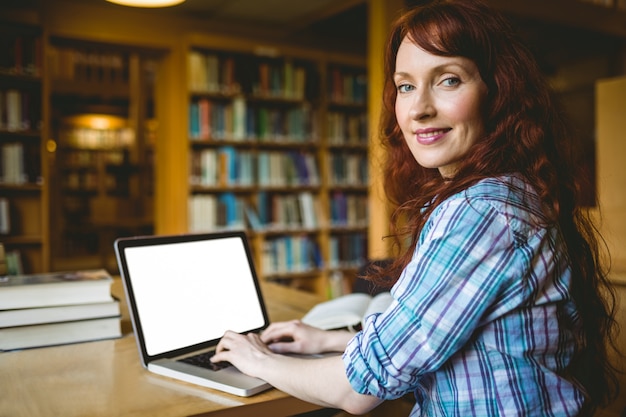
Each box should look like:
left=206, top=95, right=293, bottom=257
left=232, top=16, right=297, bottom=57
left=596, top=76, right=626, bottom=272
left=154, top=44, right=189, bottom=235
left=367, top=0, right=405, bottom=260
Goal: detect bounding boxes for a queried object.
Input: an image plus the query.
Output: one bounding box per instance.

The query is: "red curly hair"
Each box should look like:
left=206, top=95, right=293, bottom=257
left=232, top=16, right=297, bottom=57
left=370, top=0, right=620, bottom=413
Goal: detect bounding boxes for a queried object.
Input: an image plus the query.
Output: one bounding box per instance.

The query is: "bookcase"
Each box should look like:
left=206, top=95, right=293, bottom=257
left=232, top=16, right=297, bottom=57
left=185, top=38, right=368, bottom=295
left=0, top=20, right=48, bottom=274
left=0, top=5, right=371, bottom=294
left=325, top=64, right=369, bottom=280
left=47, top=37, right=158, bottom=272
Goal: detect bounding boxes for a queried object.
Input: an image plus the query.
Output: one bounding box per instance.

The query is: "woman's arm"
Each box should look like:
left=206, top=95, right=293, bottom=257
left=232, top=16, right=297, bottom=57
left=212, top=330, right=382, bottom=414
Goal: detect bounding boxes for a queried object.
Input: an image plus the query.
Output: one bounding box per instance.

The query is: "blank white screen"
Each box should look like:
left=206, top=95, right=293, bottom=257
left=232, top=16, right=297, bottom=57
left=124, top=236, right=265, bottom=356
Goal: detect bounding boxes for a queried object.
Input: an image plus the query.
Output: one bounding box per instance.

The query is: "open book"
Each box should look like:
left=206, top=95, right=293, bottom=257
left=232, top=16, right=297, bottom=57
left=301, top=292, right=393, bottom=331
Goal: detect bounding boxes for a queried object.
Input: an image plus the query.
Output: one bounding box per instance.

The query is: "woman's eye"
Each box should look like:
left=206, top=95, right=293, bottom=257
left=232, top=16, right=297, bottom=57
left=442, top=77, right=461, bottom=87
left=397, top=84, right=414, bottom=93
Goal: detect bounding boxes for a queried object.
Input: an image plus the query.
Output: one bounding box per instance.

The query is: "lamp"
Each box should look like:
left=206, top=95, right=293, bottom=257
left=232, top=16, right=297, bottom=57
left=106, top=0, right=185, bottom=7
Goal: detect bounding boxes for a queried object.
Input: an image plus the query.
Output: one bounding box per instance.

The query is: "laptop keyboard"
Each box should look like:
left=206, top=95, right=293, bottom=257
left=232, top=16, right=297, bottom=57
left=179, top=350, right=232, bottom=371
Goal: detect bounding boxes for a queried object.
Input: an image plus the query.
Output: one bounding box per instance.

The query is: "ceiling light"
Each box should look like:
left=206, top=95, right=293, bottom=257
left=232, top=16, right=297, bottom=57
left=106, top=0, right=185, bottom=7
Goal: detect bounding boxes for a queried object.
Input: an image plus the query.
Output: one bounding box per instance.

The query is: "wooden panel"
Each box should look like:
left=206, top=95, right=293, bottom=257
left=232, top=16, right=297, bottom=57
left=366, top=0, right=404, bottom=260
left=596, top=76, right=626, bottom=271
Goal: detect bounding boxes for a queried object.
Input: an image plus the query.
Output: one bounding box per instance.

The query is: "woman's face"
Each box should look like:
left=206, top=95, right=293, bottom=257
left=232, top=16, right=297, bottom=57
left=394, top=36, right=488, bottom=178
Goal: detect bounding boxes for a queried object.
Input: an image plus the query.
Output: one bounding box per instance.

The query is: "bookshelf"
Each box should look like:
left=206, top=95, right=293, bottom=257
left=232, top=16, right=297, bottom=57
left=185, top=40, right=368, bottom=294
left=0, top=1, right=367, bottom=295
left=47, top=38, right=158, bottom=272
left=0, top=21, right=48, bottom=274
left=326, top=64, right=369, bottom=284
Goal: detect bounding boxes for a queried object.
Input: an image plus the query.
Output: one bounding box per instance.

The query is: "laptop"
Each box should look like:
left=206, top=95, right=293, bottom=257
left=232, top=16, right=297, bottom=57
left=114, top=230, right=273, bottom=397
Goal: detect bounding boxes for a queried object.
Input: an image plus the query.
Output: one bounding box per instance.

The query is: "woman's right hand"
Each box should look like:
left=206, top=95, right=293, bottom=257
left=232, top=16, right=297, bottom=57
left=260, top=320, right=353, bottom=355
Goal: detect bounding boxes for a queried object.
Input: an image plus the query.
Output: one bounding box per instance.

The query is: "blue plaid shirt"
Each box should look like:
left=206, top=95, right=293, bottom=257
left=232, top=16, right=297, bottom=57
left=343, top=176, right=585, bottom=416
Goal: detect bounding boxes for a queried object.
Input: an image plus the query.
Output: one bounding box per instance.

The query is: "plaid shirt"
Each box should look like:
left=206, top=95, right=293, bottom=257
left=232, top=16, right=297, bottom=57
left=344, top=176, right=585, bottom=416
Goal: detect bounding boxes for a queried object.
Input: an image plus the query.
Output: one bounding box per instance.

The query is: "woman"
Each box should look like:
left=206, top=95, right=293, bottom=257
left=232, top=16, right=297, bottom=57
left=213, top=1, right=620, bottom=415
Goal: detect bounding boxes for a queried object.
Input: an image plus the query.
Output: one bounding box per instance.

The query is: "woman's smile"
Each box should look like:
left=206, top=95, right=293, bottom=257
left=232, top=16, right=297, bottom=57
left=415, top=128, right=451, bottom=145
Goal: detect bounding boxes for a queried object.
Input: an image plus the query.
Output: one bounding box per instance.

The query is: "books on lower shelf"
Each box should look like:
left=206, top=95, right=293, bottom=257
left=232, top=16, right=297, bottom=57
left=0, top=269, right=122, bottom=351
left=301, top=291, right=392, bottom=331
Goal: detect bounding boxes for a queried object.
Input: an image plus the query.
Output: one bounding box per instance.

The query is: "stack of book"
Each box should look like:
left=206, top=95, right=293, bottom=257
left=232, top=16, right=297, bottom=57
left=0, top=269, right=121, bottom=351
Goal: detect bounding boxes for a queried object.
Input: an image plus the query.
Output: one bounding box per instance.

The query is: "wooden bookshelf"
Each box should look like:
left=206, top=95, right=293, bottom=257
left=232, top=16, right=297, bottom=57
left=184, top=36, right=368, bottom=295
left=0, top=20, right=49, bottom=274
left=1, top=0, right=368, bottom=295
left=47, top=38, right=160, bottom=272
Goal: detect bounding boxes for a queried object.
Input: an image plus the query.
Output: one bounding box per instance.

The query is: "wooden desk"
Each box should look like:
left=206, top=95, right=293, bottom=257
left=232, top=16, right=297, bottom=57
left=0, top=278, right=324, bottom=417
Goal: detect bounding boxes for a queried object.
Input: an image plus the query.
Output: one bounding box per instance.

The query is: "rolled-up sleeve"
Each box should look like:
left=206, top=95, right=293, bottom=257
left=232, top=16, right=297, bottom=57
left=343, top=194, right=537, bottom=399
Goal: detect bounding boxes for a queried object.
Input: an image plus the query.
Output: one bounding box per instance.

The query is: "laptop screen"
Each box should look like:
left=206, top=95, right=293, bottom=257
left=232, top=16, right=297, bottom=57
left=117, top=232, right=268, bottom=357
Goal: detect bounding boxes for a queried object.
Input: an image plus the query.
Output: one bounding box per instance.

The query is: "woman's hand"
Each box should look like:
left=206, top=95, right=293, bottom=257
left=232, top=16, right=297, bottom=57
left=261, top=320, right=353, bottom=355
left=211, top=330, right=272, bottom=378
left=211, top=320, right=353, bottom=374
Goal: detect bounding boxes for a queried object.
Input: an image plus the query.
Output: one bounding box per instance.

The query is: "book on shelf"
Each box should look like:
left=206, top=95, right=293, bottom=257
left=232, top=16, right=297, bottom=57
left=301, top=291, right=392, bottom=331
left=244, top=203, right=263, bottom=231
left=257, top=151, right=319, bottom=187
left=3, top=249, right=23, bottom=275
left=0, top=197, right=9, bottom=234
left=190, top=99, right=314, bottom=142
left=330, top=193, right=368, bottom=227
left=218, top=192, right=245, bottom=228
left=0, top=243, right=6, bottom=275
left=0, top=315, right=121, bottom=351
left=5, top=88, right=22, bottom=132
left=328, top=153, right=368, bottom=186
left=188, top=50, right=208, bottom=92
left=298, top=191, right=320, bottom=229
left=329, top=233, right=367, bottom=269
left=1, top=142, right=26, bottom=185
left=0, top=30, right=42, bottom=77
left=48, top=45, right=127, bottom=84
left=0, top=88, right=39, bottom=134
left=188, top=50, right=239, bottom=94
left=188, top=193, right=246, bottom=232
left=328, top=68, right=367, bottom=105
left=327, top=112, right=368, bottom=145
left=0, top=268, right=114, bottom=310
left=262, top=235, right=322, bottom=274
left=0, top=297, right=120, bottom=327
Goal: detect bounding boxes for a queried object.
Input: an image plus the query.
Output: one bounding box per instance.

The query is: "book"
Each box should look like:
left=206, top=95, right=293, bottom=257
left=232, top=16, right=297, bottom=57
left=4, top=250, right=23, bottom=275
left=298, top=191, right=319, bottom=229
left=0, top=297, right=120, bottom=327
left=1, top=142, right=26, bottom=184
left=0, top=316, right=121, bottom=351
left=188, top=50, right=208, bottom=92
left=5, top=89, right=21, bottom=132
left=0, top=198, right=9, bottom=234
left=244, top=203, right=263, bottom=231
left=0, top=244, right=5, bottom=275
left=301, top=291, right=393, bottom=331
left=0, top=269, right=113, bottom=310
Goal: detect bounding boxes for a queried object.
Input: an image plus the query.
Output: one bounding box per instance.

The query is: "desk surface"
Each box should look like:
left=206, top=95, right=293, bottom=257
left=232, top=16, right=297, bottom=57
left=0, top=278, right=324, bottom=417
